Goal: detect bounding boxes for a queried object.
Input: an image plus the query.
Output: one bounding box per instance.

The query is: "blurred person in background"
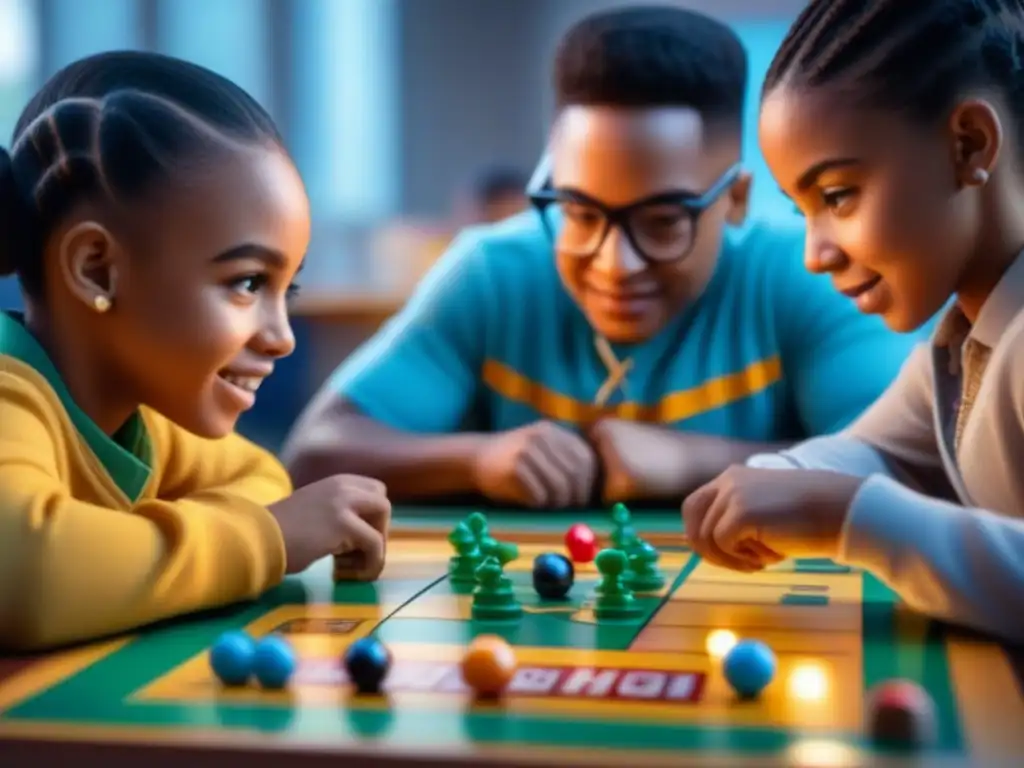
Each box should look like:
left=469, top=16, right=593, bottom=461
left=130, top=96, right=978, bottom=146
left=455, top=166, right=529, bottom=225
left=366, top=165, right=529, bottom=290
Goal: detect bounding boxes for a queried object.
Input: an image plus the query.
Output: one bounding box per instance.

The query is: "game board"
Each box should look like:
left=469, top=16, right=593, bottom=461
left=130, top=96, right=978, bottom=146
left=1, top=506, right=1022, bottom=768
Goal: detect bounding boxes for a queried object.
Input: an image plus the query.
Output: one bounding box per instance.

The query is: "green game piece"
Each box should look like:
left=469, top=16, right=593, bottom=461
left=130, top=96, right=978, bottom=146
left=610, top=502, right=632, bottom=529
left=625, top=541, right=666, bottom=592
left=592, top=548, right=642, bottom=620
left=478, top=537, right=500, bottom=560
left=609, top=503, right=635, bottom=550
left=471, top=556, right=523, bottom=621
left=609, top=504, right=642, bottom=584
left=610, top=524, right=639, bottom=552
left=465, top=511, right=498, bottom=553
left=447, top=522, right=483, bottom=584
left=609, top=524, right=642, bottom=585
left=481, top=534, right=500, bottom=554
left=465, top=511, right=488, bottom=539
left=491, top=541, right=519, bottom=567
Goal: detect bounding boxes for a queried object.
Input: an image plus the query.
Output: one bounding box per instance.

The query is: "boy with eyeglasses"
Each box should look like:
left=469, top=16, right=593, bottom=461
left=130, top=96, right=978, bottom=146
left=283, top=6, right=924, bottom=508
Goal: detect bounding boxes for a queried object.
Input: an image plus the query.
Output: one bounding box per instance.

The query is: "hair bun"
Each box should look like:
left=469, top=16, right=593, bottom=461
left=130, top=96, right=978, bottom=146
left=0, top=147, right=20, bottom=277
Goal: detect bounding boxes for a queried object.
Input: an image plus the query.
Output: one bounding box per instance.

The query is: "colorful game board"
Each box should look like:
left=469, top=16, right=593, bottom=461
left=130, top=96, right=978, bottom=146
left=1, top=507, right=1022, bottom=767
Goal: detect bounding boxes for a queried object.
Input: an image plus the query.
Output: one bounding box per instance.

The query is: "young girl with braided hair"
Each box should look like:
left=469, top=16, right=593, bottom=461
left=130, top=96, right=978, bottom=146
left=0, top=51, right=390, bottom=651
left=684, top=0, right=1024, bottom=641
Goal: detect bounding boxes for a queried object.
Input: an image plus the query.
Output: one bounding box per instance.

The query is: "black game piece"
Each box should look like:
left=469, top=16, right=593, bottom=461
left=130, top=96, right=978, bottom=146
left=532, top=552, right=574, bottom=599
left=343, top=636, right=392, bottom=694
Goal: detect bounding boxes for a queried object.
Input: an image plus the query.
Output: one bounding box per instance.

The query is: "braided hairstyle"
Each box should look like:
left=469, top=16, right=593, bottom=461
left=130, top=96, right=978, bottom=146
left=763, top=0, right=1024, bottom=139
left=0, top=51, right=284, bottom=298
left=553, top=6, right=748, bottom=133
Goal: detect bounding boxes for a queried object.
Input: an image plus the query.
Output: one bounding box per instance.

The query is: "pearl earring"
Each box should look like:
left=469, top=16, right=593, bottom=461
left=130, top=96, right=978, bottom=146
left=93, top=295, right=111, bottom=313
left=970, top=168, right=990, bottom=185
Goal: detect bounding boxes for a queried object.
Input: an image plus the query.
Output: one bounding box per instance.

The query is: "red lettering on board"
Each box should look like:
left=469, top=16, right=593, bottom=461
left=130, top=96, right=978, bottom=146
left=295, top=659, right=705, bottom=703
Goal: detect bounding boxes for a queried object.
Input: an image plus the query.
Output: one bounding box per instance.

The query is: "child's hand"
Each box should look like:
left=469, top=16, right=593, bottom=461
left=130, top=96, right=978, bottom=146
left=269, top=475, right=391, bottom=576
left=472, top=421, right=598, bottom=508
left=681, top=466, right=864, bottom=570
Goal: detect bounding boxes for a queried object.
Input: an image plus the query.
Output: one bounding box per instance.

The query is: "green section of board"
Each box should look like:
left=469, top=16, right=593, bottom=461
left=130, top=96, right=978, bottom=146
left=1, top=506, right=965, bottom=761
left=858, top=574, right=963, bottom=747
left=377, top=553, right=698, bottom=651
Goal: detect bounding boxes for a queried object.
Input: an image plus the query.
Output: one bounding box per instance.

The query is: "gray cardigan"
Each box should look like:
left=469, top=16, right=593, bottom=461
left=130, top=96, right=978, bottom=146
left=748, top=253, right=1024, bottom=642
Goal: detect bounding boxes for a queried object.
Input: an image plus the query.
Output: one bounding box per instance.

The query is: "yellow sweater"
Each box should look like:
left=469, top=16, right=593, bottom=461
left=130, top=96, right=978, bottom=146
left=0, top=354, right=291, bottom=651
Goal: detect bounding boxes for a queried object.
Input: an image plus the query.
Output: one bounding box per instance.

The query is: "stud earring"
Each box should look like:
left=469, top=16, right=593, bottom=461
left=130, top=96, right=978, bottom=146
left=969, top=168, right=990, bottom=185
left=92, top=295, right=111, bottom=313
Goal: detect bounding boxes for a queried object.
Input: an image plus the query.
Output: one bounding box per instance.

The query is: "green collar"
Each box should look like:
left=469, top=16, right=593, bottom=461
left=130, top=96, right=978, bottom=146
left=0, top=311, right=152, bottom=501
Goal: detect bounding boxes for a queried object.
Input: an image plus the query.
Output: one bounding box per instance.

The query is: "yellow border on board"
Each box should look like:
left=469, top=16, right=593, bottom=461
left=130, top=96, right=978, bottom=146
left=133, top=603, right=862, bottom=732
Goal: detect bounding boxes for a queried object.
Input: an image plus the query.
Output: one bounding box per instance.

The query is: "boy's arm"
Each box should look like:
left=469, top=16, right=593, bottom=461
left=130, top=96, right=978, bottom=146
left=283, top=395, right=490, bottom=498
left=773, top=234, right=928, bottom=436
left=283, top=231, right=495, bottom=498
left=0, top=377, right=287, bottom=651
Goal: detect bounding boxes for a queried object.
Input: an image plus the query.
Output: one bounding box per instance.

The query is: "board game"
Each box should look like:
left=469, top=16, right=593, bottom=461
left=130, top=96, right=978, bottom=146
left=1, top=506, right=1022, bottom=767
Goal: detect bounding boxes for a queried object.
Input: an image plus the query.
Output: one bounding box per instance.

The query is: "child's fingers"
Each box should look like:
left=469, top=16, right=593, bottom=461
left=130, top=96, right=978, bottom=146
left=738, top=540, right=784, bottom=564
left=334, top=510, right=386, bottom=581
left=696, top=499, right=763, bottom=572
left=346, top=485, right=392, bottom=535
left=336, top=474, right=387, bottom=497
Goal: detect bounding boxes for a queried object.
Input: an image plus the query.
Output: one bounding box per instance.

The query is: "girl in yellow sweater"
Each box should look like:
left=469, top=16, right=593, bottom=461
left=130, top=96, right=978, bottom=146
left=0, top=52, right=391, bottom=651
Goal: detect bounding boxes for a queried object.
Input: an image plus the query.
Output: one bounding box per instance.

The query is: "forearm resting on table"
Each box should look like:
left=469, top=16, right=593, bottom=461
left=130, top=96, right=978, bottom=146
left=284, top=412, right=487, bottom=499
left=843, top=475, right=1024, bottom=643
left=746, top=435, right=896, bottom=475
left=743, top=435, right=956, bottom=500
left=0, top=478, right=286, bottom=651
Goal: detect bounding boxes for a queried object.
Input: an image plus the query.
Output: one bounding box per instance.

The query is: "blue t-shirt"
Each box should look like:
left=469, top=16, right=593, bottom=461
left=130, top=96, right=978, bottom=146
left=330, top=212, right=923, bottom=440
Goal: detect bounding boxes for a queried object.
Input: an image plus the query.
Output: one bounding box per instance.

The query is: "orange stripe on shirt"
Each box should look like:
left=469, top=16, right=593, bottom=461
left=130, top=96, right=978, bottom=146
left=481, top=356, right=782, bottom=425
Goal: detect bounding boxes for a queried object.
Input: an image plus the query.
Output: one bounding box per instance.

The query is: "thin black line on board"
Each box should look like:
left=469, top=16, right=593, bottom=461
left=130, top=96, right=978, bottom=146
left=368, top=574, right=453, bottom=636
left=627, top=552, right=703, bottom=649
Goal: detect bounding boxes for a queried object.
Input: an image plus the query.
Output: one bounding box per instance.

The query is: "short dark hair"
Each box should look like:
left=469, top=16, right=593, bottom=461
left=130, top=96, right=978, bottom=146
left=552, top=6, right=748, bottom=130
left=0, top=50, right=285, bottom=298
left=763, top=0, right=1024, bottom=145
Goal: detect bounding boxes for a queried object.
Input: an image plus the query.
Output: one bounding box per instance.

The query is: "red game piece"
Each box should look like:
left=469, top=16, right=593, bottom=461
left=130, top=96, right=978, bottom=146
left=865, top=678, right=937, bottom=748
left=564, top=523, right=598, bottom=563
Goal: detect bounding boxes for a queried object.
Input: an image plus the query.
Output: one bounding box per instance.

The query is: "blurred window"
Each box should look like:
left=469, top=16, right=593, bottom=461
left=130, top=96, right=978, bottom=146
left=156, top=0, right=269, bottom=109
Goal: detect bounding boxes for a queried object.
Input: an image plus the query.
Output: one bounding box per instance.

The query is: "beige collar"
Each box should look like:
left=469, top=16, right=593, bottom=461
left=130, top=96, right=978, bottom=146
left=593, top=336, right=633, bottom=407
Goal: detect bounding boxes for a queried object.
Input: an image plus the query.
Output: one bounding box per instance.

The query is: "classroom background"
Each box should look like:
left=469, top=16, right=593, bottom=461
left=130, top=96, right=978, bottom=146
left=0, top=0, right=805, bottom=450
